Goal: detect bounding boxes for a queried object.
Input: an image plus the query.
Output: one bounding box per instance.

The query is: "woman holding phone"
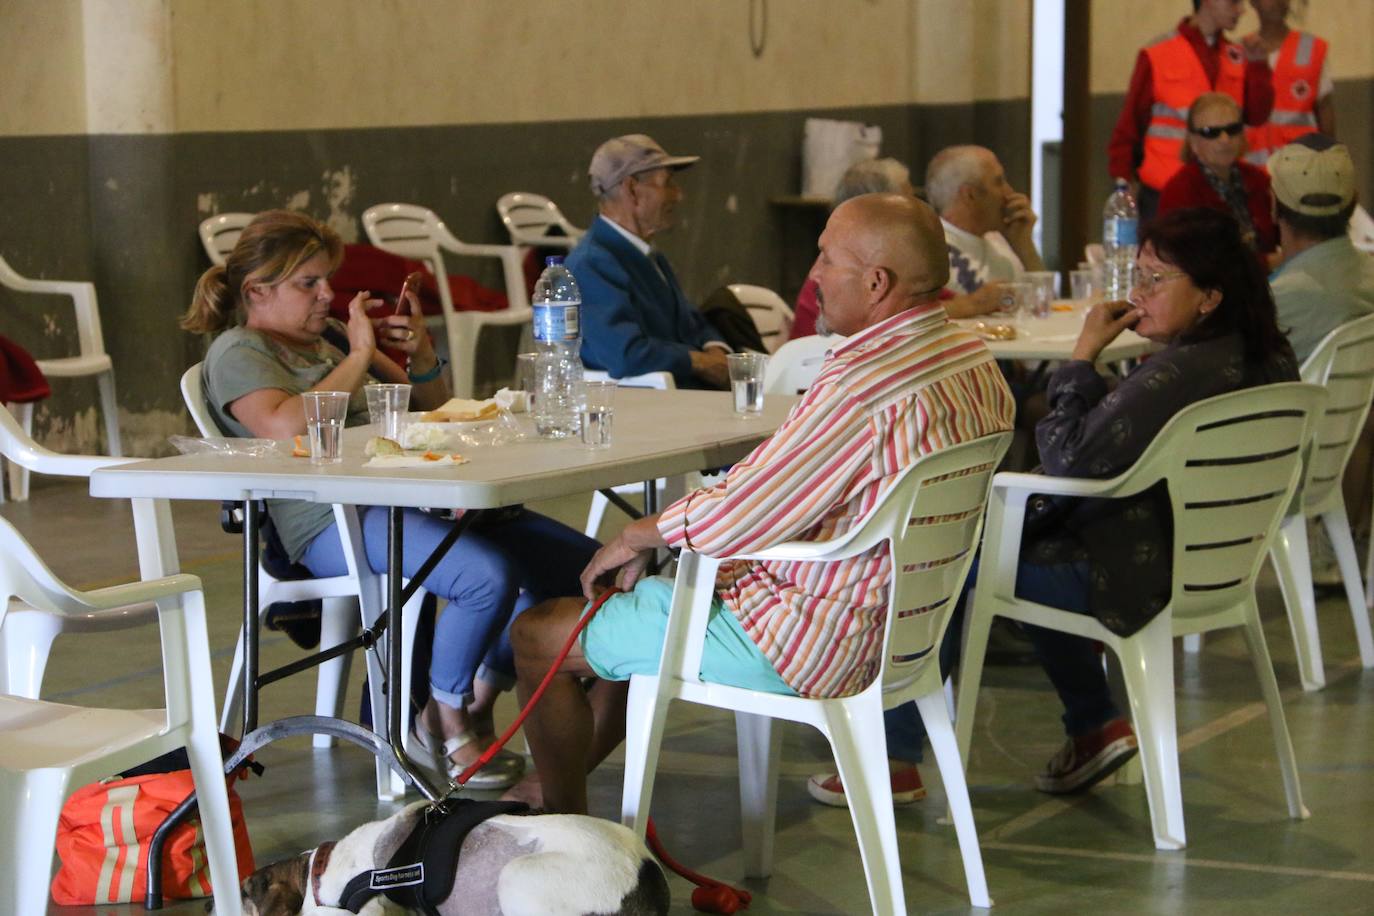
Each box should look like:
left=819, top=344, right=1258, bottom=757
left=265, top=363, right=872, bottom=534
left=181, top=210, right=597, bottom=787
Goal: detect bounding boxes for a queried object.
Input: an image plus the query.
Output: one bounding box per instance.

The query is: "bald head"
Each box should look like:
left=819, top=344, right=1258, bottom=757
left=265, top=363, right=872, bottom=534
left=808, top=193, right=949, bottom=336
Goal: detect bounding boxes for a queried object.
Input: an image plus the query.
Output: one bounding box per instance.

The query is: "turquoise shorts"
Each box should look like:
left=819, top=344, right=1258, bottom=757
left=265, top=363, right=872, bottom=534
left=580, top=576, right=797, bottom=696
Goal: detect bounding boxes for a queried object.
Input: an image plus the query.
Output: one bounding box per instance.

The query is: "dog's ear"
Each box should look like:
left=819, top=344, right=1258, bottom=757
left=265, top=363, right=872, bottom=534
left=232, top=853, right=308, bottom=916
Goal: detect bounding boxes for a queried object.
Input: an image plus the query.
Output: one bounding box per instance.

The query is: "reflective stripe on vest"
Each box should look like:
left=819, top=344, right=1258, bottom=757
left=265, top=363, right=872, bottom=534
left=1245, top=30, right=1327, bottom=165
left=1139, top=32, right=1246, bottom=191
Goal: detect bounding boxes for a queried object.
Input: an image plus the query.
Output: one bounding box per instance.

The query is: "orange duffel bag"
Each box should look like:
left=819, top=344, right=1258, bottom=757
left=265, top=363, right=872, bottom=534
left=50, top=741, right=256, bottom=906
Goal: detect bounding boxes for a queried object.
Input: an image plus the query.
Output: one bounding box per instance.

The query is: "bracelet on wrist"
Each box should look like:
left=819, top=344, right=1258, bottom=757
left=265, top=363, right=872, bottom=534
left=407, top=358, right=447, bottom=384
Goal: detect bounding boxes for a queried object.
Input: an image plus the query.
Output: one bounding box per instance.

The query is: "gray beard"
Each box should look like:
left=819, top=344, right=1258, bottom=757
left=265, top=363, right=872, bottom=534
left=815, top=312, right=831, bottom=336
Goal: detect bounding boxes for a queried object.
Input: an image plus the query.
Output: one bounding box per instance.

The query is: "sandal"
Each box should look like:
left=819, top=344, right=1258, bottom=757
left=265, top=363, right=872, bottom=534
left=412, top=720, right=526, bottom=790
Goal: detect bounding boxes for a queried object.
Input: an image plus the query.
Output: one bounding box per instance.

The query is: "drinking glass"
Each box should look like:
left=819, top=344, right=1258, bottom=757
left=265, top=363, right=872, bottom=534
left=727, top=352, right=768, bottom=416
left=999, top=281, right=1034, bottom=328
left=1023, top=271, right=1057, bottom=319
left=364, top=383, right=411, bottom=441
left=302, top=391, right=350, bottom=465
left=515, top=352, right=540, bottom=418
left=579, top=380, right=617, bottom=449
left=1070, top=268, right=1096, bottom=302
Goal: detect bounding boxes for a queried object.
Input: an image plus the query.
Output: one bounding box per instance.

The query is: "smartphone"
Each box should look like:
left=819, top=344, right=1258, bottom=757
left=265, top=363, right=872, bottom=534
left=395, top=271, right=423, bottom=316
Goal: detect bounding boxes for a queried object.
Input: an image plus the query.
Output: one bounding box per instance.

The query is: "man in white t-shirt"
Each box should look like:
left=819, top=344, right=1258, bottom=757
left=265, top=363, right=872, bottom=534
left=924, top=145, right=1045, bottom=295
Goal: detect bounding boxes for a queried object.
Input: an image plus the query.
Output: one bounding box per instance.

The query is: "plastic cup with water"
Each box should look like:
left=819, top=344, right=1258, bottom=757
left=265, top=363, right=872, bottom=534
left=1023, top=271, right=1057, bottom=319
left=302, top=391, right=350, bottom=465
left=1070, top=268, right=1096, bottom=302
left=364, top=383, right=411, bottom=441
left=579, top=380, right=617, bottom=449
left=727, top=352, right=767, bottom=416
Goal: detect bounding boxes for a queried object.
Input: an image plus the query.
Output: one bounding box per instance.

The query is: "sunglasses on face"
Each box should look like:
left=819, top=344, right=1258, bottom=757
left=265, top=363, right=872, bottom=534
left=1190, top=121, right=1244, bottom=140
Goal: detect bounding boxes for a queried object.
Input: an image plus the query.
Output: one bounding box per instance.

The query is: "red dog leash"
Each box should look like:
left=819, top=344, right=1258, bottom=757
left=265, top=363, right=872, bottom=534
left=450, top=587, right=752, bottom=914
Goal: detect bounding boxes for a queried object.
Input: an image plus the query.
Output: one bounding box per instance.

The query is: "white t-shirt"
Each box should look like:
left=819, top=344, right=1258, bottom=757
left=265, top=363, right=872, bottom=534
left=941, top=219, right=1025, bottom=294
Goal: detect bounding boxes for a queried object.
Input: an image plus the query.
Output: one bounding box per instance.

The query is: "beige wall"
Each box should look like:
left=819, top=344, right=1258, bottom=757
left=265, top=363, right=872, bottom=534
left=0, top=0, right=87, bottom=135
left=2, top=0, right=1032, bottom=137
left=1092, top=0, right=1374, bottom=93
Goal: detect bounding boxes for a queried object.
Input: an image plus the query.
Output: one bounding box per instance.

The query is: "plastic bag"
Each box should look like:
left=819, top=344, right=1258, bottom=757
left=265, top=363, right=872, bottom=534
left=168, top=435, right=282, bottom=458
left=801, top=117, right=882, bottom=199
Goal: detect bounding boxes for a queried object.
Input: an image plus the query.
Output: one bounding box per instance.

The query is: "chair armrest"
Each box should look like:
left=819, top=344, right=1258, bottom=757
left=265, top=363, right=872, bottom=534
left=4, top=434, right=135, bottom=478
left=990, top=470, right=1118, bottom=499
left=79, top=574, right=202, bottom=611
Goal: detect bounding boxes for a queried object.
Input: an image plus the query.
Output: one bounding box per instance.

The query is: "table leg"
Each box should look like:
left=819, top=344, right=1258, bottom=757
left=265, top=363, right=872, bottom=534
left=242, top=499, right=260, bottom=734
left=388, top=506, right=445, bottom=801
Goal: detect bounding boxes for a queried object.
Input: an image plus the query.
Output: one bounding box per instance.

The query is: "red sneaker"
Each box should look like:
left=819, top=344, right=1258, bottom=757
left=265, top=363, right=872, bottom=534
left=1035, top=716, right=1138, bottom=795
left=806, top=765, right=925, bottom=808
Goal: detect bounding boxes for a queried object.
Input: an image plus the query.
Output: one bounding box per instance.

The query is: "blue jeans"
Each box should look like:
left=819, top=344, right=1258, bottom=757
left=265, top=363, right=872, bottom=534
left=883, top=555, right=1120, bottom=763
left=300, top=507, right=597, bottom=707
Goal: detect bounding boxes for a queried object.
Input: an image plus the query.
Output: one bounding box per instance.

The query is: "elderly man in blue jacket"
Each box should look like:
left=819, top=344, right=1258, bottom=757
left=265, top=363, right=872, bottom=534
left=566, top=134, right=731, bottom=389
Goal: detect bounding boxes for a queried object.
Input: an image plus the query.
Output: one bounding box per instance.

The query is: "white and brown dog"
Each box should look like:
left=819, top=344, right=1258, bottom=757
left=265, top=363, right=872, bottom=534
left=227, top=800, right=670, bottom=915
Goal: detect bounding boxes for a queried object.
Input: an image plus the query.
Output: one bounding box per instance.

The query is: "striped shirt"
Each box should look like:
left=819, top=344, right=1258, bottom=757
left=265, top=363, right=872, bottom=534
left=657, top=303, right=1014, bottom=698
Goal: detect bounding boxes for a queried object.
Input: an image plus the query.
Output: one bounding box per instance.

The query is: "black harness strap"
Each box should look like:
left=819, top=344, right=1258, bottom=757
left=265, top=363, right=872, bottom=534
left=339, top=799, right=529, bottom=915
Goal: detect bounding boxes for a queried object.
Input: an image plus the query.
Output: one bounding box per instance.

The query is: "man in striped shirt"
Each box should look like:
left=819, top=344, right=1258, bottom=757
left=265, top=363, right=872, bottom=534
left=508, top=193, right=1016, bottom=814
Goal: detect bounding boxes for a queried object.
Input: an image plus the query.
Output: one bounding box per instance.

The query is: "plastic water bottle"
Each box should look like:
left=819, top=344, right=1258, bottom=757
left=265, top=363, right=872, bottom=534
left=1102, top=178, right=1138, bottom=302
left=531, top=256, right=583, bottom=439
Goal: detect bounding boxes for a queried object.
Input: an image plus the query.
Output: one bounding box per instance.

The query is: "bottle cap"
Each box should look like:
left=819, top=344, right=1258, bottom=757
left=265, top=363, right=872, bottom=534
left=545, top=255, right=565, bottom=267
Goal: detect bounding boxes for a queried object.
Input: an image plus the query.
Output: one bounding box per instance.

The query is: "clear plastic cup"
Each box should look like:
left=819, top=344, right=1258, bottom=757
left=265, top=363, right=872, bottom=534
left=999, top=281, right=1035, bottom=328
left=579, top=380, right=617, bottom=449
left=1070, top=268, right=1096, bottom=302
left=1023, top=271, right=1057, bottom=319
left=364, top=383, right=411, bottom=442
left=727, top=352, right=768, bottom=416
left=302, top=391, right=350, bottom=465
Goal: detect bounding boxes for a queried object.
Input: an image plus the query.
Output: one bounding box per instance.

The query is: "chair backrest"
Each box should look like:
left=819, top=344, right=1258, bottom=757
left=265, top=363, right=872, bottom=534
left=198, top=213, right=253, bottom=267
left=583, top=369, right=675, bottom=390
left=1296, top=314, right=1374, bottom=515
left=0, top=255, right=107, bottom=359
left=763, top=334, right=839, bottom=395
left=496, top=192, right=584, bottom=249
left=1113, top=382, right=1325, bottom=621
left=363, top=202, right=529, bottom=313
left=1350, top=202, right=1374, bottom=254
left=874, top=433, right=1012, bottom=693
left=727, top=284, right=794, bottom=353
left=181, top=363, right=224, bottom=437
left=362, top=203, right=456, bottom=314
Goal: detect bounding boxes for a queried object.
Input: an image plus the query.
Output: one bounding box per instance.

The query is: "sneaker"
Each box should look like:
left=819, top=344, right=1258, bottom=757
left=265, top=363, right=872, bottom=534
left=806, top=764, right=925, bottom=808
left=1035, top=717, right=1138, bottom=795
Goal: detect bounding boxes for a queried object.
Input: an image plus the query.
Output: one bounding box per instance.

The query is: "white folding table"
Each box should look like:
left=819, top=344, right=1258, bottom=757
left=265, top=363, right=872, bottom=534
left=91, top=388, right=795, bottom=801
left=958, top=305, right=1158, bottom=364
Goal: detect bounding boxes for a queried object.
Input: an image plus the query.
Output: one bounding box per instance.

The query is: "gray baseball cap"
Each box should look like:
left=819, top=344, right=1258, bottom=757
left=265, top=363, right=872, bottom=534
left=588, top=134, right=699, bottom=196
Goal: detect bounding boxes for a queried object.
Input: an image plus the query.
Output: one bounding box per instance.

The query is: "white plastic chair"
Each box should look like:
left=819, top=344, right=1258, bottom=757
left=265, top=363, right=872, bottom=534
left=496, top=192, right=585, bottom=251
left=0, top=515, right=243, bottom=915
left=727, top=283, right=795, bottom=354
left=621, top=431, right=1013, bottom=914
left=1269, top=315, right=1374, bottom=691
left=0, top=403, right=177, bottom=700
left=956, top=383, right=1325, bottom=851
left=0, top=254, right=121, bottom=502
left=581, top=369, right=684, bottom=539
left=198, top=212, right=254, bottom=267
left=363, top=203, right=532, bottom=399
left=181, top=364, right=418, bottom=800
left=763, top=333, right=841, bottom=395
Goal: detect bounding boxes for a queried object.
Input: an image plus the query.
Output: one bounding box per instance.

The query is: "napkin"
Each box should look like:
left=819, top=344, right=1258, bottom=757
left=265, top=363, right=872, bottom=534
left=363, top=453, right=470, bottom=469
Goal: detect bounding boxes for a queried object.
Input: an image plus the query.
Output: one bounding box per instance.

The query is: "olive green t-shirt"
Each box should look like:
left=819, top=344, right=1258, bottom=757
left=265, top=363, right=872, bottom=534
left=202, top=320, right=369, bottom=563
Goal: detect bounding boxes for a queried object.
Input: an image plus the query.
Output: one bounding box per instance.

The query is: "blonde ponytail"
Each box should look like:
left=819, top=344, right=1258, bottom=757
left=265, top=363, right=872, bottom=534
left=181, top=264, right=237, bottom=334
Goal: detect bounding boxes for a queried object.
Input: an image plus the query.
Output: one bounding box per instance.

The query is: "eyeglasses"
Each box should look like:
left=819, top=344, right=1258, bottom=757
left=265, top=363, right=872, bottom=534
left=1130, top=267, right=1188, bottom=296
left=1190, top=121, right=1244, bottom=140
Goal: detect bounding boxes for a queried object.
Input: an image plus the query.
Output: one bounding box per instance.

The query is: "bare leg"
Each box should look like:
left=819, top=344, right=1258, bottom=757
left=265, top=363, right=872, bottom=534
left=508, top=597, right=609, bottom=814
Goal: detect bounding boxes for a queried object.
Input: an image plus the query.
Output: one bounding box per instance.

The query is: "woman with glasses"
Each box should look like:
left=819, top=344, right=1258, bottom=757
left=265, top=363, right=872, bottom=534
left=1158, top=93, right=1278, bottom=256
left=1005, top=207, right=1297, bottom=793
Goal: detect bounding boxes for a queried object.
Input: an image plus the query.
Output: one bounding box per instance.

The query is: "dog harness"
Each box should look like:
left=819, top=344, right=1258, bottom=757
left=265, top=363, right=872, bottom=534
left=311, top=799, right=530, bottom=915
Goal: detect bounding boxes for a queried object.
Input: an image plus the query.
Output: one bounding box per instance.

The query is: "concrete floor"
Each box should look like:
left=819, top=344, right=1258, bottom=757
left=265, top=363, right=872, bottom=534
left=7, top=476, right=1374, bottom=915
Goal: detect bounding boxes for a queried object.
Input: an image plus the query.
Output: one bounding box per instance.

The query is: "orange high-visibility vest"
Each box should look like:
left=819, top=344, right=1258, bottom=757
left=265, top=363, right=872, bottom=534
left=1245, top=30, right=1327, bottom=166
left=1139, top=32, right=1247, bottom=191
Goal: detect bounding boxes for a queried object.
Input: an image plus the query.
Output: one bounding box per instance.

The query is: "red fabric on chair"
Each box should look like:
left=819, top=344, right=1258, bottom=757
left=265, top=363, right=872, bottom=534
left=327, top=244, right=509, bottom=320
left=0, top=335, right=51, bottom=403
